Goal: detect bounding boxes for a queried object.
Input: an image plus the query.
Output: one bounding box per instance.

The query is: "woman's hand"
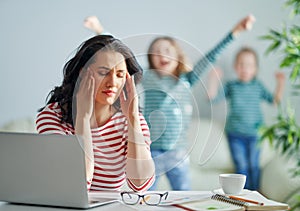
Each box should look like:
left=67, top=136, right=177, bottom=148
left=232, top=14, right=256, bottom=37
left=76, top=68, right=95, bottom=121
left=75, top=68, right=95, bottom=182
left=120, top=73, right=155, bottom=187
left=120, top=73, right=139, bottom=123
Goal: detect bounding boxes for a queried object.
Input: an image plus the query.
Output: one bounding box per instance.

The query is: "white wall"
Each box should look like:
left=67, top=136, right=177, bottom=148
left=0, top=0, right=299, bottom=126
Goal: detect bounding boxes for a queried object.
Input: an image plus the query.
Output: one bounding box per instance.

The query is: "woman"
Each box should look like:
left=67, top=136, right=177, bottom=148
left=36, top=35, right=155, bottom=192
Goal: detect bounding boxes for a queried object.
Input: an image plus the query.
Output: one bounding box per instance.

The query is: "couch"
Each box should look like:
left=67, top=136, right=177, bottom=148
left=1, top=117, right=299, bottom=203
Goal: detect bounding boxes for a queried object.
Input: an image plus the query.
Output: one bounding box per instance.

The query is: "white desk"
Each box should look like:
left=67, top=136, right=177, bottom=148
left=0, top=201, right=183, bottom=211
left=0, top=190, right=195, bottom=211
left=0, top=191, right=289, bottom=211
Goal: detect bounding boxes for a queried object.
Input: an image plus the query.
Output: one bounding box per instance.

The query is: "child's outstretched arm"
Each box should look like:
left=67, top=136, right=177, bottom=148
left=83, top=16, right=104, bottom=35
left=232, top=14, right=256, bottom=37
left=274, top=72, right=285, bottom=104
left=188, top=14, right=256, bottom=85
left=207, top=67, right=223, bottom=100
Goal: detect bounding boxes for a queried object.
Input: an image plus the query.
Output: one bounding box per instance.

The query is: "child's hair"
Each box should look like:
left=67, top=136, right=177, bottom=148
left=147, top=36, right=192, bottom=76
left=235, top=46, right=259, bottom=68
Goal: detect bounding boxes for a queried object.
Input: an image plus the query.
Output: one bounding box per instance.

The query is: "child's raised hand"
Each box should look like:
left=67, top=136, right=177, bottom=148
left=232, top=14, right=256, bottom=37
left=83, top=16, right=103, bottom=35
left=274, top=72, right=285, bottom=104
left=207, top=67, right=223, bottom=99
left=275, top=72, right=285, bottom=84
left=209, top=67, right=223, bottom=80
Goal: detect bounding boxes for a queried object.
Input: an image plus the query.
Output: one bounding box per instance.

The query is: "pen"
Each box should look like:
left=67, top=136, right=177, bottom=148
left=229, top=195, right=264, bottom=206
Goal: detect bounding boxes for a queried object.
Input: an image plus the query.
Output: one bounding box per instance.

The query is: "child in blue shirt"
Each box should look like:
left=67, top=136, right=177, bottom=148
left=207, top=47, right=285, bottom=190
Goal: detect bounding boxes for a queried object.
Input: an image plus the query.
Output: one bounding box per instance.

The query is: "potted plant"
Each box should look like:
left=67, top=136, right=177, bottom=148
left=260, top=0, right=300, bottom=209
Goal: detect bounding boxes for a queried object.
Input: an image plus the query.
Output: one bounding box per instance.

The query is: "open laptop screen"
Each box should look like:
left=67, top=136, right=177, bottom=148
left=0, top=132, right=94, bottom=208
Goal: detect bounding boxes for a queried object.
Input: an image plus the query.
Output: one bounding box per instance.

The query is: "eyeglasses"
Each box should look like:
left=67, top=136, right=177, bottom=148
left=120, top=191, right=169, bottom=206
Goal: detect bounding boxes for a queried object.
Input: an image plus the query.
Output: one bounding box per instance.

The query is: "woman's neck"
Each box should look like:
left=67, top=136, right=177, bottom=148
left=92, top=104, right=115, bottom=128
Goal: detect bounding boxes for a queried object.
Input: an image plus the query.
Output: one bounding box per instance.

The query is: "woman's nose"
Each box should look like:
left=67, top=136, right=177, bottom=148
left=105, top=71, right=117, bottom=87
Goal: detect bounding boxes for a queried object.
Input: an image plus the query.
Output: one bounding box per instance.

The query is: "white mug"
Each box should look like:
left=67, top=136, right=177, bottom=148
left=219, top=173, right=246, bottom=195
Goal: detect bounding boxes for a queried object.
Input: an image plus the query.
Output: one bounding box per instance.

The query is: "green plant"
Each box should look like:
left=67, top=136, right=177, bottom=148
left=260, top=0, right=300, bottom=209
left=260, top=105, right=300, bottom=177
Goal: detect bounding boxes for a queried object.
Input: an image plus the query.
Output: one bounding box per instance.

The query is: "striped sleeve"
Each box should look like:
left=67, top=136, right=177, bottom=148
left=36, top=103, right=74, bottom=135
left=127, top=175, right=155, bottom=192
left=258, top=81, right=274, bottom=103
left=138, top=113, right=151, bottom=150
left=211, top=81, right=230, bottom=103
left=187, top=32, right=234, bottom=86
left=126, top=114, right=155, bottom=192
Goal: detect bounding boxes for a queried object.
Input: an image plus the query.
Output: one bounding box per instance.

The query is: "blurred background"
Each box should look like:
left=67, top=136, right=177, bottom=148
left=0, top=0, right=299, bottom=127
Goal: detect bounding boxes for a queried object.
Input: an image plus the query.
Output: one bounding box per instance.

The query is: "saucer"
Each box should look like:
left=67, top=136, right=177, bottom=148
left=212, top=188, right=252, bottom=196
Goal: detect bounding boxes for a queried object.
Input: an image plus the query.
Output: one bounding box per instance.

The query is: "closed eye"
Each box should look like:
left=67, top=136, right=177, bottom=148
left=96, top=67, right=126, bottom=78
left=98, top=69, right=110, bottom=76
left=97, top=67, right=110, bottom=76
left=116, top=70, right=126, bottom=78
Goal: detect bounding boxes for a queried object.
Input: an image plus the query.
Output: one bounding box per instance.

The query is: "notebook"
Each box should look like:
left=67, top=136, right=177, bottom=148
left=0, top=132, right=119, bottom=209
left=174, top=191, right=289, bottom=211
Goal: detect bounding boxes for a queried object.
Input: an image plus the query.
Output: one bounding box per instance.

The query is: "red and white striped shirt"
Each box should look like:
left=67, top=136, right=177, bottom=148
left=36, top=102, right=154, bottom=192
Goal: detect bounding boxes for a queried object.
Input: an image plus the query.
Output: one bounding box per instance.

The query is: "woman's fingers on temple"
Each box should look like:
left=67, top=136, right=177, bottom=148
left=79, top=68, right=94, bottom=94
left=120, top=90, right=126, bottom=103
left=81, top=68, right=90, bottom=85
left=88, top=72, right=95, bottom=92
left=124, top=73, right=138, bottom=102
left=125, top=73, right=132, bottom=90
left=126, top=72, right=130, bottom=79
left=131, top=74, right=136, bottom=89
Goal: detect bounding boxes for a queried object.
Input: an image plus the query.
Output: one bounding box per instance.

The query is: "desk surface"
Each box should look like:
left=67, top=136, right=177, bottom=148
left=0, top=190, right=198, bottom=211
left=0, top=190, right=289, bottom=211
left=0, top=201, right=183, bottom=211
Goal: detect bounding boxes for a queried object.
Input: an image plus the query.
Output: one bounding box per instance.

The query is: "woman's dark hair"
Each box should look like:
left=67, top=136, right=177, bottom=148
left=39, top=35, right=143, bottom=126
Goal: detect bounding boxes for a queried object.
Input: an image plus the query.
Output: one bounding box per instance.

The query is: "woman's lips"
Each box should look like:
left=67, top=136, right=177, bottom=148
left=102, top=90, right=116, bottom=96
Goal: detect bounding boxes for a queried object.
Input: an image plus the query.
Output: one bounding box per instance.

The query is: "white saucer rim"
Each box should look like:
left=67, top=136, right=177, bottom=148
left=212, top=188, right=252, bottom=196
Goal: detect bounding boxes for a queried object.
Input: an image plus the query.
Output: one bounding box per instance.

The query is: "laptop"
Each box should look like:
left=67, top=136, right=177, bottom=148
left=0, top=132, right=119, bottom=209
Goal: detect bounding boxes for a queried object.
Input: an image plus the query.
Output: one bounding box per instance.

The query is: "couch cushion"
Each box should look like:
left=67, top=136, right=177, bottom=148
left=261, top=153, right=300, bottom=202
left=187, top=118, right=275, bottom=170
left=0, top=117, right=37, bottom=133
left=187, top=118, right=234, bottom=170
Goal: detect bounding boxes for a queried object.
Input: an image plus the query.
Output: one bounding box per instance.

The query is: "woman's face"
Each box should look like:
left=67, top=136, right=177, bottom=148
left=234, top=52, right=257, bottom=82
left=88, top=50, right=127, bottom=106
left=150, top=39, right=179, bottom=76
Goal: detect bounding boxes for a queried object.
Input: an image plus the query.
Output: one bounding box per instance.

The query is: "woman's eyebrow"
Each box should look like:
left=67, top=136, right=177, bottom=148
left=97, top=66, right=110, bottom=70
left=97, top=66, right=126, bottom=70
